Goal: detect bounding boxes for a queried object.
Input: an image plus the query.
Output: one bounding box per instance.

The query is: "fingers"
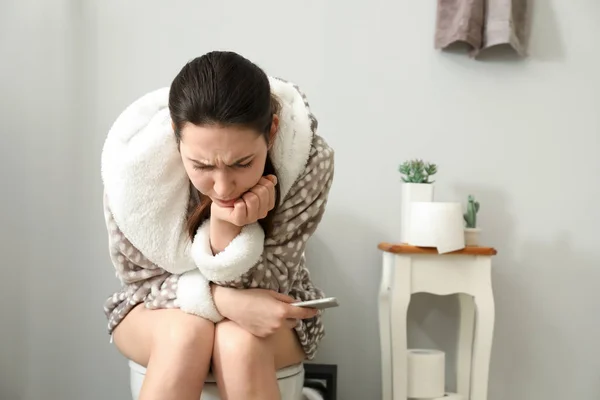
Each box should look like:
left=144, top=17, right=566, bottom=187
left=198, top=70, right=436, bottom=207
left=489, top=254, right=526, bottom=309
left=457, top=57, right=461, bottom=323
left=249, top=184, right=270, bottom=219
left=263, top=177, right=276, bottom=213
left=242, top=192, right=260, bottom=223
left=285, top=319, right=299, bottom=329
left=251, top=177, right=276, bottom=218
left=230, top=199, right=247, bottom=226
left=244, top=176, right=277, bottom=222
left=212, top=175, right=278, bottom=226
left=264, top=176, right=276, bottom=211
left=264, top=174, right=277, bottom=185
left=284, top=304, right=319, bottom=320
left=259, top=176, right=276, bottom=205
left=268, top=291, right=297, bottom=303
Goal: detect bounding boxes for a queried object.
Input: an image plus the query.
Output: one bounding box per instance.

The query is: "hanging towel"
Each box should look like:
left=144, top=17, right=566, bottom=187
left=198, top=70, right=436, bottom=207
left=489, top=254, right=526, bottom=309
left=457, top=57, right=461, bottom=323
left=434, top=0, right=485, bottom=51
left=434, top=0, right=528, bottom=57
left=480, top=0, right=528, bottom=56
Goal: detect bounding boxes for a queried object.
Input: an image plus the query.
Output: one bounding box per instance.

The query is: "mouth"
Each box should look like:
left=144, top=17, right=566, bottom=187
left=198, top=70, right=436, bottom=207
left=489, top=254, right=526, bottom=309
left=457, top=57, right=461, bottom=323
left=213, top=198, right=237, bottom=208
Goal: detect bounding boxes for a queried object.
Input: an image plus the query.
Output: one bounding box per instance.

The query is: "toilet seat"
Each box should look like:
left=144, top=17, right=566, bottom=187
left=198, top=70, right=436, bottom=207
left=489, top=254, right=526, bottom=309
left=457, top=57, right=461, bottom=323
left=128, top=360, right=305, bottom=400
left=128, top=359, right=304, bottom=381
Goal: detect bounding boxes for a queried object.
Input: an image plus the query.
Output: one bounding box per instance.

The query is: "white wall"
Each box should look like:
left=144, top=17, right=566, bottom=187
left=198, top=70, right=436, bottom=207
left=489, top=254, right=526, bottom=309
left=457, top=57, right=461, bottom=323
left=0, top=1, right=122, bottom=399
left=0, top=3, right=28, bottom=396
left=2, top=0, right=599, bottom=399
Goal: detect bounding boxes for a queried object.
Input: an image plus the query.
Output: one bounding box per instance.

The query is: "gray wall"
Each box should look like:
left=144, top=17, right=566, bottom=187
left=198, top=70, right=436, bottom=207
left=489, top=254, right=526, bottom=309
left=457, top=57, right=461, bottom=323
left=1, top=0, right=599, bottom=399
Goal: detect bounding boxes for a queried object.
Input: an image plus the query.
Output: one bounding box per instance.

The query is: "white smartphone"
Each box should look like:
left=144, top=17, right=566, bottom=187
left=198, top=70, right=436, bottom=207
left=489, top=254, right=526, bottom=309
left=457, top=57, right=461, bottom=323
left=292, top=297, right=339, bottom=310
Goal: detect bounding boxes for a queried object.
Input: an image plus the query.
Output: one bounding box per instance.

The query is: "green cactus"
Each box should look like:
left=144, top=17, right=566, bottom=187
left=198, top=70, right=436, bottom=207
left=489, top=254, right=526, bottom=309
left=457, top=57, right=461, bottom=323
left=463, top=195, right=480, bottom=228
left=398, top=159, right=437, bottom=183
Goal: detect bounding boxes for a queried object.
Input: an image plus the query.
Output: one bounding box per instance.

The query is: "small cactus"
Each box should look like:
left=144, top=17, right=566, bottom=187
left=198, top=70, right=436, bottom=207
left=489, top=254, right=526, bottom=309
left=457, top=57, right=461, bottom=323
left=398, top=159, right=437, bottom=183
left=463, top=195, right=480, bottom=228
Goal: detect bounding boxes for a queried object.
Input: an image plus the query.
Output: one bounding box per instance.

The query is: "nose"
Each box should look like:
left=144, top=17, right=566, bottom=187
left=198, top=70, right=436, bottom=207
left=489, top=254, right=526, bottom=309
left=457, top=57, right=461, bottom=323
left=212, top=171, right=236, bottom=199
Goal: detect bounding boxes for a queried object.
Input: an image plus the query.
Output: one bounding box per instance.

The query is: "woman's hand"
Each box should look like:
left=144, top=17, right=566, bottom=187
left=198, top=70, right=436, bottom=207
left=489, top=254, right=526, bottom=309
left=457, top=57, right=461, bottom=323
left=209, top=175, right=277, bottom=253
left=212, top=285, right=318, bottom=338
left=211, top=175, right=277, bottom=227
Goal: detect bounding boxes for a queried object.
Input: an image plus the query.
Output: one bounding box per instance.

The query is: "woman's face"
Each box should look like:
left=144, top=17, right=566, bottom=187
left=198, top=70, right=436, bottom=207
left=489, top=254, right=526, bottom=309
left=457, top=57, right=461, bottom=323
left=178, top=122, right=274, bottom=207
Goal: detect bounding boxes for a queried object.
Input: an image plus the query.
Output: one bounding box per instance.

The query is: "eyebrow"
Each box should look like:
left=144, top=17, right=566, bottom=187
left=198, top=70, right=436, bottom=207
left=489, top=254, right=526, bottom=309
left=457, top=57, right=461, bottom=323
left=188, top=154, right=254, bottom=166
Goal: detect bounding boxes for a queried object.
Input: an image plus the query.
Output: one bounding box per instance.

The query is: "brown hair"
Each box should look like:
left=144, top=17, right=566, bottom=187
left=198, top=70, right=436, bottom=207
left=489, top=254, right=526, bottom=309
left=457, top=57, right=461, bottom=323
left=168, top=51, right=281, bottom=240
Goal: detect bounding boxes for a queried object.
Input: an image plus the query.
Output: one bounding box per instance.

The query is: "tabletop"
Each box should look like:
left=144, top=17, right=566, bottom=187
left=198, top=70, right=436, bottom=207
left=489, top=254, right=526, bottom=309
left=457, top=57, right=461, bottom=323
left=378, top=243, right=498, bottom=256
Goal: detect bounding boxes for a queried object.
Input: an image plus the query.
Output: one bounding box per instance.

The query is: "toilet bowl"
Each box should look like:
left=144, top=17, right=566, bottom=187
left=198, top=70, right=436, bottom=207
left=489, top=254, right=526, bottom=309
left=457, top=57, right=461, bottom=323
left=128, top=360, right=305, bottom=400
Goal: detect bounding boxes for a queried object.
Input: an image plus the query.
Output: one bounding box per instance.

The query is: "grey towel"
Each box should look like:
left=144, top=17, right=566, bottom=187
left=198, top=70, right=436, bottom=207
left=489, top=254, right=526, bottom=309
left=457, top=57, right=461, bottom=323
left=435, top=0, right=528, bottom=57
left=435, top=0, right=485, bottom=51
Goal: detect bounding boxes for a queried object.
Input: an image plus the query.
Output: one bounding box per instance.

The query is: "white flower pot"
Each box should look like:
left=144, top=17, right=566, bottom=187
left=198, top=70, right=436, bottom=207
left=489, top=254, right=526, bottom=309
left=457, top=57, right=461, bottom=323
left=464, top=227, right=481, bottom=246
left=401, top=183, right=434, bottom=243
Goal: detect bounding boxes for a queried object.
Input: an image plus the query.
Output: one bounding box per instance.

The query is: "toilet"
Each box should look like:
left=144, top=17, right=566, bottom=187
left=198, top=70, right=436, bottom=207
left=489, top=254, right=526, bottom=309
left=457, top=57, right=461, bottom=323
left=128, top=360, right=305, bottom=400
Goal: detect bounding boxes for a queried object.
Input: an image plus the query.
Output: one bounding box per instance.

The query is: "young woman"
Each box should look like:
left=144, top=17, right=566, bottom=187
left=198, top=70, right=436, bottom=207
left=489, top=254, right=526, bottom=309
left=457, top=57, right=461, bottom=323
left=101, top=51, right=335, bottom=400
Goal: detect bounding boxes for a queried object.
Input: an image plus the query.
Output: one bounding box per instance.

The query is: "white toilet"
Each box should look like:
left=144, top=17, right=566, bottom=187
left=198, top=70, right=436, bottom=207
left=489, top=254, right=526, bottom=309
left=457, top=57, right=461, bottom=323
left=128, top=360, right=305, bottom=400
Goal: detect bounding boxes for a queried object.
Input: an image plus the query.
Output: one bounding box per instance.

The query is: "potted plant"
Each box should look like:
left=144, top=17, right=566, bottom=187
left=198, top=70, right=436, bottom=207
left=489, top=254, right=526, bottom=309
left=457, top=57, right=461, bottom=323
left=398, top=159, right=437, bottom=243
left=463, top=194, right=481, bottom=246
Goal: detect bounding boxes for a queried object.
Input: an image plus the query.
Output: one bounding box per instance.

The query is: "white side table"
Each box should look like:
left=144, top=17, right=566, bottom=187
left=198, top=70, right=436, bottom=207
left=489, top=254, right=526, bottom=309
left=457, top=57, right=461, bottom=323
left=377, top=244, right=497, bottom=400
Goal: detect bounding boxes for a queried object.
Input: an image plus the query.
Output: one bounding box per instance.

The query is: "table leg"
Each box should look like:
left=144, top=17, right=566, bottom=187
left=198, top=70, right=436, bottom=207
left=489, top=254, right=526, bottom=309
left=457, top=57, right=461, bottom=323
left=471, top=289, right=495, bottom=400
left=378, top=253, right=394, bottom=400
left=457, top=293, right=475, bottom=400
left=390, top=255, right=412, bottom=400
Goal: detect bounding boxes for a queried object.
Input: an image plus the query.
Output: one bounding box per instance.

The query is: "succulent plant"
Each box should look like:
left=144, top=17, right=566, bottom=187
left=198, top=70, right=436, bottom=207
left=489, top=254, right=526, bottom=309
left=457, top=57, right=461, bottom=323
left=463, top=195, right=480, bottom=228
left=398, top=159, right=437, bottom=183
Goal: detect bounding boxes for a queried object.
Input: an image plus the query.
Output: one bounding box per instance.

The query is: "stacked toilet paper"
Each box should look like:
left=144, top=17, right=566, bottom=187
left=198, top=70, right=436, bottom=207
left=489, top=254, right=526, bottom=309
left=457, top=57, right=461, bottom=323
left=406, top=202, right=465, bottom=254
left=407, top=349, right=463, bottom=400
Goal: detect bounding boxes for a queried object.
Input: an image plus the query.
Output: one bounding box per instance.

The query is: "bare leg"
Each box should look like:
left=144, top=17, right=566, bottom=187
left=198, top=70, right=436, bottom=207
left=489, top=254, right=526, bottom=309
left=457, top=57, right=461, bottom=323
left=112, top=304, right=215, bottom=400
left=212, top=320, right=305, bottom=400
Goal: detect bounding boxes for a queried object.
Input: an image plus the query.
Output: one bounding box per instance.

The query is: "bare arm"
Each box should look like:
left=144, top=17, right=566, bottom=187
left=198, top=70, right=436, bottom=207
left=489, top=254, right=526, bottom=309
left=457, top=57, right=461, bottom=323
left=210, top=283, right=316, bottom=337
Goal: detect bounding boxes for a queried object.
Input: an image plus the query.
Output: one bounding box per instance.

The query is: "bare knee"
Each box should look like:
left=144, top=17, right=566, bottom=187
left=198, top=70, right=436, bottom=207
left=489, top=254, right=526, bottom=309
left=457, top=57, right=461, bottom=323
left=113, top=306, right=215, bottom=368
left=153, top=313, right=216, bottom=356
left=212, top=321, right=272, bottom=368
left=212, top=322, right=293, bottom=400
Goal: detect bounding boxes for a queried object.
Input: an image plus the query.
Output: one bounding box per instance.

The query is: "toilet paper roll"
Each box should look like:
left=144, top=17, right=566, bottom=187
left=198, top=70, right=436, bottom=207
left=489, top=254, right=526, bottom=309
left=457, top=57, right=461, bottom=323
left=407, top=349, right=445, bottom=399
left=407, top=202, right=465, bottom=254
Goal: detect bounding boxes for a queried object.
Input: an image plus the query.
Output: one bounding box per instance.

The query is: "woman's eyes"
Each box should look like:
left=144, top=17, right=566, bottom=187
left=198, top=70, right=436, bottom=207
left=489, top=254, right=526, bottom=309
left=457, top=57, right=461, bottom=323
left=192, top=164, right=211, bottom=171
left=193, top=162, right=252, bottom=171
left=236, top=161, right=253, bottom=169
